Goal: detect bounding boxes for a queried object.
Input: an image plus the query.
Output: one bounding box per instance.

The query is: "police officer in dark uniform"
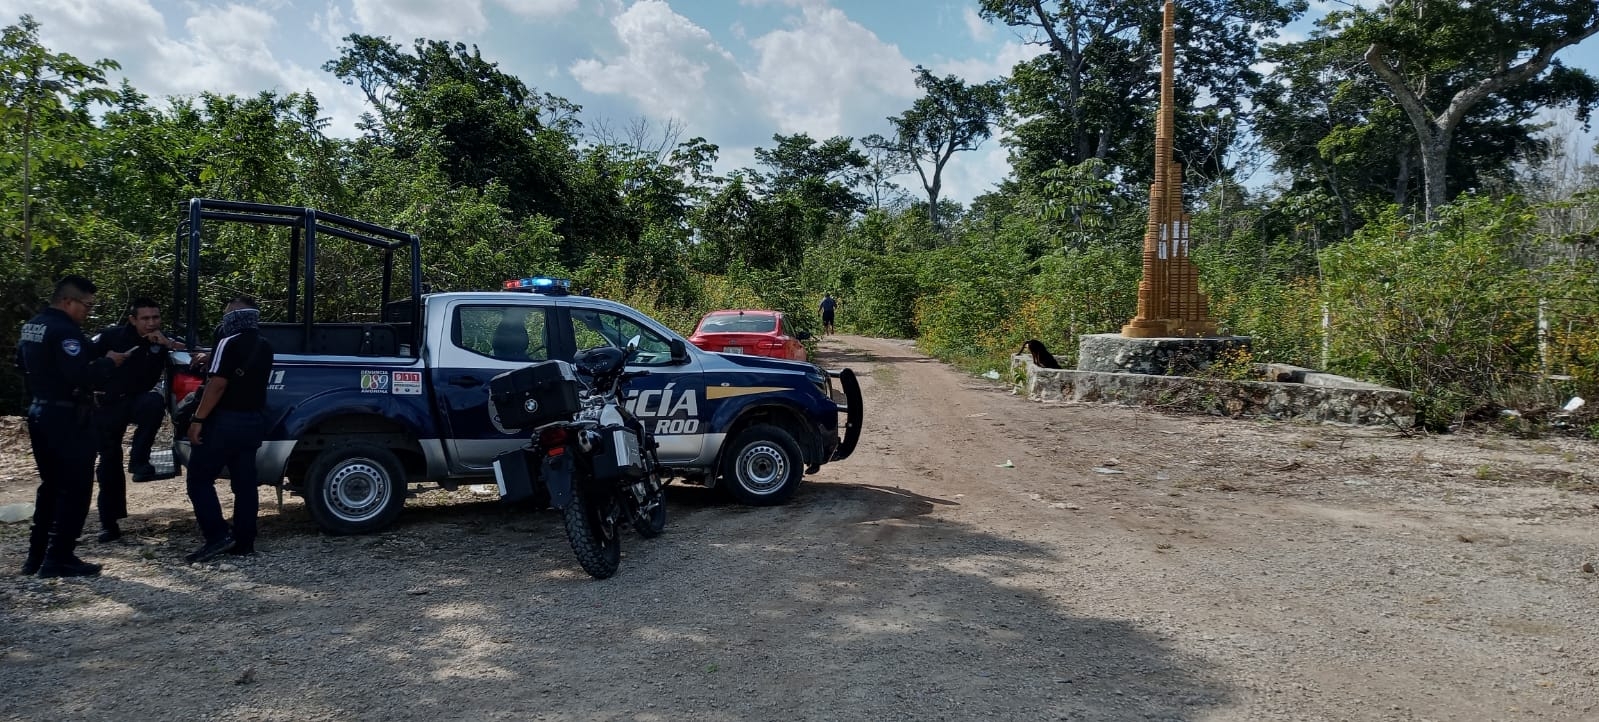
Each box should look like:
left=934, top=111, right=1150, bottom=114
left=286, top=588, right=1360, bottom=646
left=183, top=295, right=274, bottom=563
left=91, top=297, right=184, bottom=543
left=15, top=276, right=132, bottom=577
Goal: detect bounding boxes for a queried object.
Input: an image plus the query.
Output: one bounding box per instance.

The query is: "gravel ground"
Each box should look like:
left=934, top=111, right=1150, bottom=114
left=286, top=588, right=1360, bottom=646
left=1, top=334, right=1596, bottom=721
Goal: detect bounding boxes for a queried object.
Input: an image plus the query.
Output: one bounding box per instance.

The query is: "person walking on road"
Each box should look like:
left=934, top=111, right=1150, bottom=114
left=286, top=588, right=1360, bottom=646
left=819, top=292, right=837, bottom=336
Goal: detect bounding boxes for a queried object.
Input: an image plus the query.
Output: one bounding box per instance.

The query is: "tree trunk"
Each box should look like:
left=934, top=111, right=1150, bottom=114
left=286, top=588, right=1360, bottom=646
left=1393, top=152, right=1411, bottom=208
left=1028, top=0, right=1090, bottom=162
left=22, top=102, right=32, bottom=263
left=1418, top=130, right=1450, bottom=220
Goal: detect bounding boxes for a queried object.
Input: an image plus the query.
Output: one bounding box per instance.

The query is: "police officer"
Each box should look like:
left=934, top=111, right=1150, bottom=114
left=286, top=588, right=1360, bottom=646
left=183, top=296, right=274, bottom=562
left=91, top=297, right=185, bottom=543
left=15, top=276, right=132, bottom=577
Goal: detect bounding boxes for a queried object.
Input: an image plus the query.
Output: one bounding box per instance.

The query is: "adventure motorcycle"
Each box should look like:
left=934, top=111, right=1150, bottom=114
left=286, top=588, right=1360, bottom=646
left=488, top=337, right=667, bottom=579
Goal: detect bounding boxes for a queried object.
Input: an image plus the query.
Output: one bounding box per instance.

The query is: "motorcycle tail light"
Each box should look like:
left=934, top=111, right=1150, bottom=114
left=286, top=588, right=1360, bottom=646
left=540, top=427, right=569, bottom=455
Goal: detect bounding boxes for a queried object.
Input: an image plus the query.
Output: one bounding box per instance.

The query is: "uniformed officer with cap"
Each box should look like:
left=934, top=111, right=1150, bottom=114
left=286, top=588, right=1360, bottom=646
left=15, top=276, right=132, bottom=577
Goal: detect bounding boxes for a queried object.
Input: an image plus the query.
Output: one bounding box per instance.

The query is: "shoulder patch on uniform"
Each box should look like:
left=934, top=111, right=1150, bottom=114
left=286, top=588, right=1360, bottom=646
left=61, top=338, right=81, bottom=357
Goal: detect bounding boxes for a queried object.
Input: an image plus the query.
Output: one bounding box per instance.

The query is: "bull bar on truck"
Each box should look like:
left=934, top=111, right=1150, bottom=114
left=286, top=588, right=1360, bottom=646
left=828, top=368, right=862, bottom=462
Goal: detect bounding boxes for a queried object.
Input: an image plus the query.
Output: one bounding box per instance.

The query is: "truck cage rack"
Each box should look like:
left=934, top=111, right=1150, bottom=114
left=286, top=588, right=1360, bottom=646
left=173, top=198, right=424, bottom=354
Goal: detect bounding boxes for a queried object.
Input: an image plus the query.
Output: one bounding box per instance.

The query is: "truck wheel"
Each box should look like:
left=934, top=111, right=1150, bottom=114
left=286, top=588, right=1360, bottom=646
left=721, top=424, right=804, bottom=506
left=304, top=443, right=406, bottom=535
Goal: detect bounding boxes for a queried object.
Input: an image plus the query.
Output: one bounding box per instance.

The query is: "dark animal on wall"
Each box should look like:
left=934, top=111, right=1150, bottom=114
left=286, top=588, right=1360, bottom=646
left=1021, top=339, right=1062, bottom=369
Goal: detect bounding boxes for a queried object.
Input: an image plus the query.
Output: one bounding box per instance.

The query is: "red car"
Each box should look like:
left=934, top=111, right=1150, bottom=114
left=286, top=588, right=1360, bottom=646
left=688, top=310, right=810, bottom=361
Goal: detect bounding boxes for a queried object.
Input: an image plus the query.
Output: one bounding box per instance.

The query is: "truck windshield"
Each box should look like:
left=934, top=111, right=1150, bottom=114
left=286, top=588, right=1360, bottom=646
left=569, top=308, right=674, bottom=366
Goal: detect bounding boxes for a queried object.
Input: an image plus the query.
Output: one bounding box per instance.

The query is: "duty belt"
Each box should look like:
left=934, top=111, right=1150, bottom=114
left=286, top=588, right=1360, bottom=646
left=30, top=398, right=78, bottom=409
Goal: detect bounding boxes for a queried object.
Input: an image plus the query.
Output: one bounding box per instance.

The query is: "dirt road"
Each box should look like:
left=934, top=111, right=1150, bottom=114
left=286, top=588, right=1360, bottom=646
left=2, top=335, right=1596, bottom=721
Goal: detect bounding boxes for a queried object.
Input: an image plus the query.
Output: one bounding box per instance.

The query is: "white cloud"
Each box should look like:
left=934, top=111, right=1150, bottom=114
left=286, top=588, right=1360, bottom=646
left=6, top=0, right=166, bottom=60
left=929, top=39, right=1045, bottom=83
left=962, top=6, right=993, bottom=43
left=571, top=0, right=1015, bottom=199
left=746, top=4, right=917, bottom=137
left=311, top=1, right=353, bottom=48
left=5, top=0, right=369, bottom=137
left=349, top=0, right=488, bottom=39
left=493, top=0, right=578, bottom=19
left=936, top=140, right=1010, bottom=203
left=571, top=0, right=759, bottom=141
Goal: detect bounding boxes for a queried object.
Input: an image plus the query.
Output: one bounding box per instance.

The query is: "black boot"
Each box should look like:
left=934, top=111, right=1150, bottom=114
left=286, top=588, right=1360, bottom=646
left=129, top=460, right=158, bottom=483
left=38, top=555, right=102, bottom=578
left=97, top=522, right=122, bottom=543
left=185, top=535, right=235, bottom=564
left=21, top=527, right=48, bottom=575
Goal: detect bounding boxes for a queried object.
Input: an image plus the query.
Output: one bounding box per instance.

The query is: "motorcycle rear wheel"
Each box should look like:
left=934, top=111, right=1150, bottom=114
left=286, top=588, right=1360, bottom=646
left=564, top=491, right=622, bottom=579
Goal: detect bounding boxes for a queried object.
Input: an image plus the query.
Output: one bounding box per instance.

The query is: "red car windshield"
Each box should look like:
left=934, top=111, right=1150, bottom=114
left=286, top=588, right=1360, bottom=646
left=699, top=314, right=777, bottom=333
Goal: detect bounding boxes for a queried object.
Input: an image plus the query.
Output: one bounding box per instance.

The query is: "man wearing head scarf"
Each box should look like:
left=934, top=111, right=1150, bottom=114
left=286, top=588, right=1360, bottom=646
left=182, top=295, right=275, bottom=563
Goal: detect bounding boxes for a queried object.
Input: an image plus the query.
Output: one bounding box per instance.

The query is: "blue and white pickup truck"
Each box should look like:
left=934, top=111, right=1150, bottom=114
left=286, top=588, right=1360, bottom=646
left=167, top=200, right=862, bottom=534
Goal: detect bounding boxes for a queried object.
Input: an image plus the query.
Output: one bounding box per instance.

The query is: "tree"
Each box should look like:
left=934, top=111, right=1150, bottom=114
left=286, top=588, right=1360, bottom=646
left=858, top=133, right=915, bottom=211
left=325, top=35, right=583, bottom=226
left=753, top=132, right=869, bottom=216
left=0, top=15, right=119, bottom=259
left=873, top=67, right=1004, bottom=229
left=980, top=0, right=1304, bottom=188
left=1347, top=0, right=1599, bottom=218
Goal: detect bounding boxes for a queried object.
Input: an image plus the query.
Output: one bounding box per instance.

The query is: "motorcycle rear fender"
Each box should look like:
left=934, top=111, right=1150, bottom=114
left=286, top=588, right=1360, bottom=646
left=542, top=452, right=576, bottom=509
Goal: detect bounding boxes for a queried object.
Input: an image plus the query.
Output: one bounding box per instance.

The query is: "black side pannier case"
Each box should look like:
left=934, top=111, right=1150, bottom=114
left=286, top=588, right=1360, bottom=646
left=491, top=446, right=540, bottom=503
left=488, top=360, right=582, bottom=430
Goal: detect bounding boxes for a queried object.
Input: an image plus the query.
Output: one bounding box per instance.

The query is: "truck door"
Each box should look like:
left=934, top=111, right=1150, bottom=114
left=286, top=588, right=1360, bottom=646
left=563, top=305, right=708, bottom=466
left=433, top=300, right=556, bottom=472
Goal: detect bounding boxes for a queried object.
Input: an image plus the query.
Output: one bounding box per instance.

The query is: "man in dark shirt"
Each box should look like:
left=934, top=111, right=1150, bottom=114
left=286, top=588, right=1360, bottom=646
left=183, top=296, right=275, bottom=563
left=91, top=298, right=185, bottom=542
left=819, top=292, right=837, bottom=336
left=15, top=276, right=132, bottom=577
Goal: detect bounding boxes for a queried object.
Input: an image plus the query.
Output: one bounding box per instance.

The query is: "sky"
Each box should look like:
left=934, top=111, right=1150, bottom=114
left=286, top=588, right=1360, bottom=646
left=4, top=0, right=1598, bottom=204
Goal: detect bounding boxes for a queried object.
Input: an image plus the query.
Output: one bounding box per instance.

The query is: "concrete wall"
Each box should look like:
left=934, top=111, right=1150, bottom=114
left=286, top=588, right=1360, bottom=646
left=1012, top=356, right=1415, bottom=429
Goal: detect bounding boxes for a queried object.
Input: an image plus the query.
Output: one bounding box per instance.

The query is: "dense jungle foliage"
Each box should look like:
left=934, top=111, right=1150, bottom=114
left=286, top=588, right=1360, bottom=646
left=4, top=1, right=1599, bottom=431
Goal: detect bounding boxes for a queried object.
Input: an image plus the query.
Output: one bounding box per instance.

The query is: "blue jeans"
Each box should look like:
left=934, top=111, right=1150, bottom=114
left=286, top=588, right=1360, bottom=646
left=185, top=409, right=265, bottom=546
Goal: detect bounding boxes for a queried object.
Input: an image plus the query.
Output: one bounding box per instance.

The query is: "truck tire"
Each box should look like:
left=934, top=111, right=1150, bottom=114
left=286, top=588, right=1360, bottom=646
left=304, top=443, right=406, bottom=535
left=720, top=424, right=804, bottom=506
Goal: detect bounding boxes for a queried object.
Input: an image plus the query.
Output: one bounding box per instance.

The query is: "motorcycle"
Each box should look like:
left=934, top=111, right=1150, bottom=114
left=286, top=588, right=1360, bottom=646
left=489, top=337, right=668, bottom=579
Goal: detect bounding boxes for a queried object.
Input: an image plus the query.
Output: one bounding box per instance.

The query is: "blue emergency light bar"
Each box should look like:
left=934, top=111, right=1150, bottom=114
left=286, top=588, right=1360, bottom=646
left=503, top=276, right=572, bottom=294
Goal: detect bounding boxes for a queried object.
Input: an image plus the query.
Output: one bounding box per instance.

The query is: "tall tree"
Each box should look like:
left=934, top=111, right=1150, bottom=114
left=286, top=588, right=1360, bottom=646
left=980, top=0, right=1304, bottom=189
left=873, top=67, right=1004, bottom=229
left=858, top=133, right=915, bottom=211
left=325, top=35, right=583, bottom=225
left=1348, top=0, right=1599, bottom=218
left=753, top=132, right=869, bottom=217
left=0, top=15, right=119, bottom=259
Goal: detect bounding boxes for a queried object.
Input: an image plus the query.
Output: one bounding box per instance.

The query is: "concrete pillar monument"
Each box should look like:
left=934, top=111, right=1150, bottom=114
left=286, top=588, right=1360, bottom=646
left=1121, top=0, right=1218, bottom=340
left=1075, top=0, right=1247, bottom=376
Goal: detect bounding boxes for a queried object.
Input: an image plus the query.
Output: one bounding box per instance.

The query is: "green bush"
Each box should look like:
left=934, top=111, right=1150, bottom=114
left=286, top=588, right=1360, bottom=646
left=1322, top=196, right=1541, bottom=429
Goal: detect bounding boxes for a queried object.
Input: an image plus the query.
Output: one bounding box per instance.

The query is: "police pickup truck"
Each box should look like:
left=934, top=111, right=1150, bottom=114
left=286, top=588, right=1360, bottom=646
left=167, top=200, right=862, bottom=535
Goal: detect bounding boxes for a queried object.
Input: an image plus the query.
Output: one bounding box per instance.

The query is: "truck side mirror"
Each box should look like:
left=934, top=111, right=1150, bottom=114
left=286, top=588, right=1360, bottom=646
left=669, top=338, right=690, bottom=364
left=796, top=331, right=813, bottom=341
